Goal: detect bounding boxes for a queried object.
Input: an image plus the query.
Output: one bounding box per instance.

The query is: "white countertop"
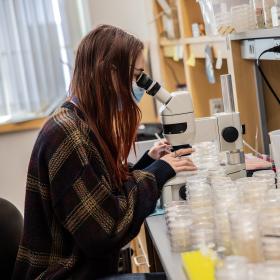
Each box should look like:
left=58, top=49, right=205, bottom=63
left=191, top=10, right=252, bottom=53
left=145, top=214, right=187, bottom=280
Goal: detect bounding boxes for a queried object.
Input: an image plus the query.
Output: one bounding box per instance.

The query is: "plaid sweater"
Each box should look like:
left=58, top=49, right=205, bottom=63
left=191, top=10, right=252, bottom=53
left=12, top=102, right=175, bottom=280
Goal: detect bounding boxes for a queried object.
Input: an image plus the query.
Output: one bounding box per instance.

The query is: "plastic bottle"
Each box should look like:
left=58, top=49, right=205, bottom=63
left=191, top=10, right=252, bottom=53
left=263, top=0, right=275, bottom=27
left=271, top=0, right=280, bottom=27
left=253, top=0, right=265, bottom=28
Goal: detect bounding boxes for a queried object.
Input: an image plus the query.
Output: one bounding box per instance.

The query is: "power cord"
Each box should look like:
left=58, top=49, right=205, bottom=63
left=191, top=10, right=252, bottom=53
left=256, top=45, right=280, bottom=105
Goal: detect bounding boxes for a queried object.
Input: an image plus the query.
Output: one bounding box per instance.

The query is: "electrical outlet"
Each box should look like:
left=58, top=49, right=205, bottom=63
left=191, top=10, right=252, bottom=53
left=241, top=40, right=255, bottom=59
left=248, top=40, right=255, bottom=57
left=274, top=39, right=280, bottom=59
left=209, top=98, right=224, bottom=115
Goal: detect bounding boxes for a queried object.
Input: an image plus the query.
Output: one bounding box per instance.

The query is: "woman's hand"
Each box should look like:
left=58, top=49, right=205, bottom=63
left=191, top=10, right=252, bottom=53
left=148, top=139, right=172, bottom=160
left=161, top=148, right=197, bottom=173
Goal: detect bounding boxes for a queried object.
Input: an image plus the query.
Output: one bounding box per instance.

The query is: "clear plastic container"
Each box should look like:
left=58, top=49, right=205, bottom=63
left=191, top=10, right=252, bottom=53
left=271, top=0, right=280, bottom=27
left=262, top=0, right=275, bottom=27
left=198, top=0, right=256, bottom=35
left=198, top=0, right=232, bottom=35
left=253, top=0, right=265, bottom=28
left=231, top=2, right=256, bottom=32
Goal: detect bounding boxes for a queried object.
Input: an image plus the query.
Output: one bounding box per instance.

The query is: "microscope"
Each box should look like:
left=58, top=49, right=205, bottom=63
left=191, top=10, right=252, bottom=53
left=136, top=72, right=246, bottom=205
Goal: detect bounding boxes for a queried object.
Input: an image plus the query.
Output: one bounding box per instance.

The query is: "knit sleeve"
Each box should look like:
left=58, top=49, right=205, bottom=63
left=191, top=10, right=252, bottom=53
left=131, top=151, right=155, bottom=170
left=47, top=137, right=169, bottom=257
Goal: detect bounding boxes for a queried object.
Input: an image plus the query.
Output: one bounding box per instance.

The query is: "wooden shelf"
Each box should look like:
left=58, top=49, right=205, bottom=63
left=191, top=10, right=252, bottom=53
left=159, top=38, right=183, bottom=46
left=184, top=36, right=228, bottom=59
left=160, top=36, right=228, bottom=59
left=183, top=35, right=225, bottom=44
left=230, top=27, right=280, bottom=41
left=0, top=117, right=46, bottom=134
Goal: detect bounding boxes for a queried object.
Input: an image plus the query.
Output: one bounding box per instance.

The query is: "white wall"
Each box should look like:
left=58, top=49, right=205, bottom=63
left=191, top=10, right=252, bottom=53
left=88, top=0, right=162, bottom=83
left=89, top=0, right=149, bottom=40
left=0, top=130, right=39, bottom=214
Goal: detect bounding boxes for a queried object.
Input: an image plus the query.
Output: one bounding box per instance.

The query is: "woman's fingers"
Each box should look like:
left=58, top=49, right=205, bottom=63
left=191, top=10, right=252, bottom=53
left=174, top=158, right=196, bottom=167
left=175, top=148, right=195, bottom=157
left=176, top=165, right=197, bottom=172
left=154, top=139, right=170, bottom=146
left=161, top=139, right=170, bottom=145
left=161, top=153, right=197, bottom=173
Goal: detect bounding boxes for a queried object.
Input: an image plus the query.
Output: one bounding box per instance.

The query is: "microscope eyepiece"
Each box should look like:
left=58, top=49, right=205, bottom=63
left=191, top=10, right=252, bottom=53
left=136, top=72, right=162, bottom=97
left=136, top=72, right=153, bottom=90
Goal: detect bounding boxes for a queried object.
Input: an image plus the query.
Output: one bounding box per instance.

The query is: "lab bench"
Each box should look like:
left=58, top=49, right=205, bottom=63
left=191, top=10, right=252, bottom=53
left=144, top=214, right=187, bottom=280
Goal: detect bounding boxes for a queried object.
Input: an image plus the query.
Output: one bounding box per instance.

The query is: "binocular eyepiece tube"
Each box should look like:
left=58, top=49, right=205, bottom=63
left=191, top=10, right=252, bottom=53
left=136, top=72, right=171, bottom=105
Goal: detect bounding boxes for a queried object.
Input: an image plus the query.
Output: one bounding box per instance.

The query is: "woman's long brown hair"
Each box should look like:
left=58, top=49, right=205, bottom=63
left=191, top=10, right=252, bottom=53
left=70, top=25, right=143, bottom=186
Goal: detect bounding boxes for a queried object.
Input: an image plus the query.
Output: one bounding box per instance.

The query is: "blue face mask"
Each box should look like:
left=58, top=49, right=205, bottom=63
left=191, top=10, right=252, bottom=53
left=132, top=81, right=145, bottom=103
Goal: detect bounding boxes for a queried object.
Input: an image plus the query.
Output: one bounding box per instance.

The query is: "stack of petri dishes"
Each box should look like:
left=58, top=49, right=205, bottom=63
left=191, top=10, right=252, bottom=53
left=236, top=177, right=269, bottom=208
left=210, top=175, right=232, bottom=188
left=215, top=256, right=249, bottom=280
left=229, top=205, right=264, bottom=263
left=187, top=176, right=216, bottom=250
left=253, top=170, right=276, bottom=189
left=216, top=257, right=280, bottom=280
left=208, top=166, right=227, bottom=183
left=191, top=141, right=220, bottom=170
left=190, top=221, right=215, bottom=250
left=187, top=178, right=213, bottom=208
left=213, top=182, right=240, bottom=255
left=250, top=261, right=280, bottom=280
left=185, top=175, right=209, bottom=202
left=165, top=201, right=192, bottom=252
left=259, top=189, right=280, bottom=261
left=214, top=210, right=232, bottom=255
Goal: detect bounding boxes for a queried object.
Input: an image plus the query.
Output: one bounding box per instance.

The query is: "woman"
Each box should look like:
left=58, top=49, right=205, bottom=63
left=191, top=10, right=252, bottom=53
left=13, top=25, right=196, bottom=280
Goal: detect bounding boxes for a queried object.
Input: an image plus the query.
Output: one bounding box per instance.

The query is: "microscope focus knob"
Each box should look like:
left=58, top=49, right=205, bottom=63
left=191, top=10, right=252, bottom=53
left=222, top=126, right=239, bottom=143
left=179, top=186, right=187, bottom=200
